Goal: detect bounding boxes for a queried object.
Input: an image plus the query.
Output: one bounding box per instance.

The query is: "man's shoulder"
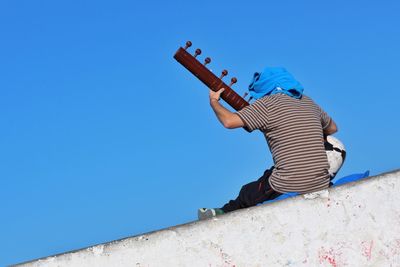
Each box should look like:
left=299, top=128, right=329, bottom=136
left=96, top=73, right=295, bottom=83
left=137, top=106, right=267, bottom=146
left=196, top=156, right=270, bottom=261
left=257, top=94, right=283, bottom=104
left=252, top=94, right=315, bottom=107
left=300, top=95, right=320, bottom=106
left=259, top=93, right=305, bottom=103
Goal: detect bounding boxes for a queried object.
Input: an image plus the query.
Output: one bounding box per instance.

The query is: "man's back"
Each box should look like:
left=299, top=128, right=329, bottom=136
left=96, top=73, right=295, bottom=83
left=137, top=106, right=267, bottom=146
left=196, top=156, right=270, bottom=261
left=201, top=68, right=339, bottom=219
left=237, top=94, right=331, bottom=193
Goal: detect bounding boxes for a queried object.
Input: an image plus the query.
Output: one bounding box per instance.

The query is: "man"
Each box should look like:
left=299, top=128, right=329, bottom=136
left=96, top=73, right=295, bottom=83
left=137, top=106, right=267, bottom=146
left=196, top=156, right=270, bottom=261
left=198, top=67, right=337, bottom=220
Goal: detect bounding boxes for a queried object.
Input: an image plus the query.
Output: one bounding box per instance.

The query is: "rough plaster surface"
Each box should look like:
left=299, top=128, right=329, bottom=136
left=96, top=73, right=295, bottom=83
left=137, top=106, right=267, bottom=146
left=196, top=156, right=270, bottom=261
left=15, top=170, right=400, bottom=267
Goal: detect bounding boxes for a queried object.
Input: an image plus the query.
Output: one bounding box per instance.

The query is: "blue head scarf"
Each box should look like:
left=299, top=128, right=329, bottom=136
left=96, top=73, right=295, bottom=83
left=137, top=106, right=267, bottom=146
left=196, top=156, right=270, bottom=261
left=248, top=67, right=304, bottom=100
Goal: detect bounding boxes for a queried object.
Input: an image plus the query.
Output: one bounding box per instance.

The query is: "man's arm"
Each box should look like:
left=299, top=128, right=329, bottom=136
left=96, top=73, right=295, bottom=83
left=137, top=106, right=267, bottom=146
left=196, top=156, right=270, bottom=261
left=324, top=119, right=338, bottom=136
left=209, top=88, right=244, bottom=129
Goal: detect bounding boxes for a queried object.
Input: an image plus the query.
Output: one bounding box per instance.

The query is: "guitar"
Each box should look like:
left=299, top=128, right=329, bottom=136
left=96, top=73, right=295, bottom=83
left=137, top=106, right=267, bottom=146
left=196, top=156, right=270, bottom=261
left=173, top=41, right=249, bottom=111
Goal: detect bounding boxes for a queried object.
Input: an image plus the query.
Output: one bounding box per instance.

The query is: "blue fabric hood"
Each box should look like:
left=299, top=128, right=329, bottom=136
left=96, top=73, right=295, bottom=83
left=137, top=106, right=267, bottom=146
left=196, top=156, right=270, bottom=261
left=248, top=67, right=304, bottom=100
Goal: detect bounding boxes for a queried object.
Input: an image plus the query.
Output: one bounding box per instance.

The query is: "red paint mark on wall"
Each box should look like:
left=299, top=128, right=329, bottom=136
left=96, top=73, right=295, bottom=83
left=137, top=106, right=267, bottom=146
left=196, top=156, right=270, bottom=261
left=318, top=247, right=338, bottom=267
left=378, top=238, right=400, bottom=261
left=361, top=240, right=374, bottom=260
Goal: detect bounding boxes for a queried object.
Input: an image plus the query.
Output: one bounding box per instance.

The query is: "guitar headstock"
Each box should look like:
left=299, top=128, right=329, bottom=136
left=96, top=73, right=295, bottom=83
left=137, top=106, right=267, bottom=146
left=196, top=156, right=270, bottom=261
left=174, top=41, right=249, bottom=111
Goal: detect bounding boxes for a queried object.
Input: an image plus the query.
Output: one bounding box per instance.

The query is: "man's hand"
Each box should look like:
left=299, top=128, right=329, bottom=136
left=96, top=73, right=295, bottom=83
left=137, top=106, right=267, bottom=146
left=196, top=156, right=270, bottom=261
left=209, top=88, right=225, bottom=103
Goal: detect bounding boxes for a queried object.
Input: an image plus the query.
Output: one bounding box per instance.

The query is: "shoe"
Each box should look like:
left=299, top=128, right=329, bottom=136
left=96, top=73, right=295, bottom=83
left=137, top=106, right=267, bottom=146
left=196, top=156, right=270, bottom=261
left=198, top=208, right=224, bottom=220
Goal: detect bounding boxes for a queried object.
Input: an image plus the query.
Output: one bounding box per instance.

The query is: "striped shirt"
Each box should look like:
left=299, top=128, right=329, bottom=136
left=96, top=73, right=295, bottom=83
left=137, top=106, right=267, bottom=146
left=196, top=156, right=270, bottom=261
left=236, top=94, right=331, bottom=194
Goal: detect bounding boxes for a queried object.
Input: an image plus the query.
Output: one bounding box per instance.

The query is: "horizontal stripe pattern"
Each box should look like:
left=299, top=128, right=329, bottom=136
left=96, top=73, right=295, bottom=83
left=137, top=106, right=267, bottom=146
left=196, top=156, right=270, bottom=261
left=237, top=94, right=331, bottom=193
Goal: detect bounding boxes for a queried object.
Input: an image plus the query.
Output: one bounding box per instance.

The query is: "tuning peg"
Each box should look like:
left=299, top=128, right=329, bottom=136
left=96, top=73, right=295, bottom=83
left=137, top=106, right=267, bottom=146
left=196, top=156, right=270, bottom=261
left=219, top=70, right=228, bottom=79
left=242, top=92, right=249, bottom=99
left=203, top=57, right=211, bottom=66
left=184, top=41, right=192, bottom=50
left=229, top=77, right=237, bottom=87
left=194, top=49, right=202, bottom=58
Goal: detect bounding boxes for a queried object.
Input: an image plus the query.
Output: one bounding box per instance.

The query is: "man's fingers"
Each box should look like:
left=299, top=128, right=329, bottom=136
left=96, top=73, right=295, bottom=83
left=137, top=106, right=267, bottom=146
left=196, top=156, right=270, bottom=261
left=210, top=88, right=225, bottom=95
left=210, top=88, right=225, bottom=102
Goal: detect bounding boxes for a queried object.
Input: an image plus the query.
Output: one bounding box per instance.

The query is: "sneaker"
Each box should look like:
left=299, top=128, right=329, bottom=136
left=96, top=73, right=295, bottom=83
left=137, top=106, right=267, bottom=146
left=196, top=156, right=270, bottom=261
left=197, top=208, right=224, bottom=220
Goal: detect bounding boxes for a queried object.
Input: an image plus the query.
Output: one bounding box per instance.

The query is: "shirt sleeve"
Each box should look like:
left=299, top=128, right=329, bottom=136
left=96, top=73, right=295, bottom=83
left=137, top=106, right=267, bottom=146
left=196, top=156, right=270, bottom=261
left=236, top=99, right=269, bottom=132
left=318, top=105, right=332, bottom=130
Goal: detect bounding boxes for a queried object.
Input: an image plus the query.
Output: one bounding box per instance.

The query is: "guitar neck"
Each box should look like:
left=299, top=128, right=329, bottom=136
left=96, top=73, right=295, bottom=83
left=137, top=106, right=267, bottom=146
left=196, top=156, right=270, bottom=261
left=174, top=46, right=249, bottom=111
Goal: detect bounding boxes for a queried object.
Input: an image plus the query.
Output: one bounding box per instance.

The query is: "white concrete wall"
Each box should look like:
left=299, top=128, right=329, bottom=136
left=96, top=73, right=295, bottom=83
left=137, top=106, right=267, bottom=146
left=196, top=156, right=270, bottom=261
left=15, top=170, right=400, bottom=267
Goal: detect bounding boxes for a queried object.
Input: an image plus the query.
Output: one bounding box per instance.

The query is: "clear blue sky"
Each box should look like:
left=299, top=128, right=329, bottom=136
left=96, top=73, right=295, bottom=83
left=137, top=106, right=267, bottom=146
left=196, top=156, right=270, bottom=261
left=1, top=0, right=399, bottom=265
